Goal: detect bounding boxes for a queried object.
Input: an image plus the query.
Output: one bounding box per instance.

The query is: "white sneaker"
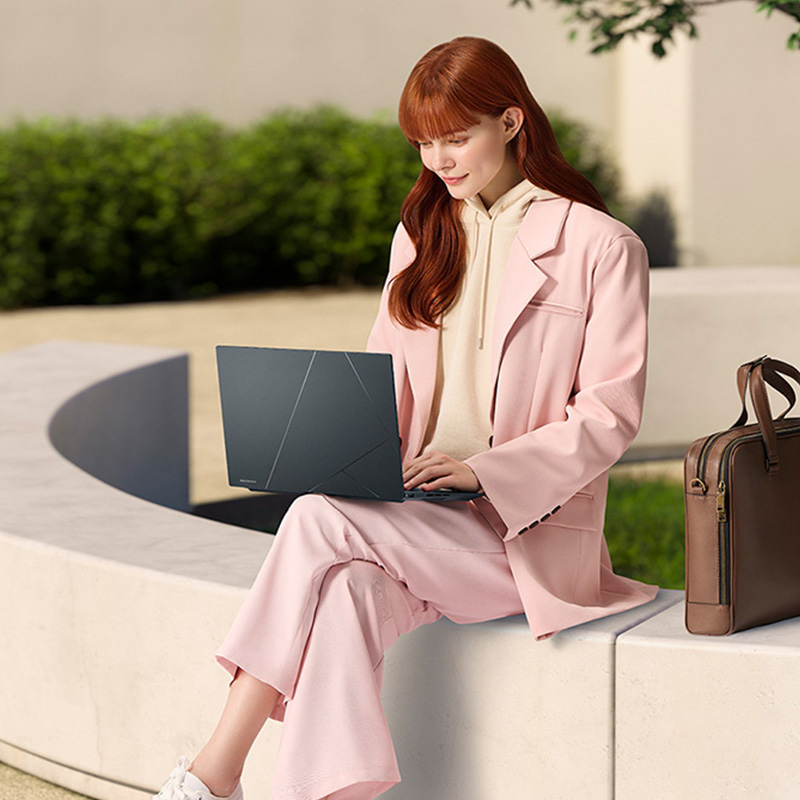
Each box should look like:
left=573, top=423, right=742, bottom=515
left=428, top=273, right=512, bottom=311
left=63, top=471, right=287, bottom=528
left=153, top=757, right=244, bottom=800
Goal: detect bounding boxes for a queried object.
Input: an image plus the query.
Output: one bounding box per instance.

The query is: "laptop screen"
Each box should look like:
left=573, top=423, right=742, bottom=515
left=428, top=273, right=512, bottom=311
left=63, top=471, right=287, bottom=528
left=217, top=346, right=405, bottom=501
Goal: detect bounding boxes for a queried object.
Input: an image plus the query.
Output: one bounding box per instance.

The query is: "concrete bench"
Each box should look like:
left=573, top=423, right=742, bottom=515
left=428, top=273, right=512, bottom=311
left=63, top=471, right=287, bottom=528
left=4, top=340, right=792, bottom=800
left=0, top=341, right=275, bottom=799
left=383, top=591, right=680, bottom=800
left=615, top=602, right=800, bottom=799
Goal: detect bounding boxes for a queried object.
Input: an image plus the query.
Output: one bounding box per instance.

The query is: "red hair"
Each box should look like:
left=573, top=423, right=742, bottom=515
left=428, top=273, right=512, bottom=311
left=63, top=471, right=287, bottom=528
left=390, top=36, right=609, bottom=329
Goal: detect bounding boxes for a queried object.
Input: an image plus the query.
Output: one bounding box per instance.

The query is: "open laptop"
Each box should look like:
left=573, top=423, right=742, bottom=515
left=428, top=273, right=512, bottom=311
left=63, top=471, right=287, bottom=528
left=216, top=345, right=483, bottom=502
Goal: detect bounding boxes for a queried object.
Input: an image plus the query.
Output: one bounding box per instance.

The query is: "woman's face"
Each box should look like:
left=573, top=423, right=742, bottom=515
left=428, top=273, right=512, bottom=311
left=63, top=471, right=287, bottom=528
left=417, top=109, right=524, bottom=207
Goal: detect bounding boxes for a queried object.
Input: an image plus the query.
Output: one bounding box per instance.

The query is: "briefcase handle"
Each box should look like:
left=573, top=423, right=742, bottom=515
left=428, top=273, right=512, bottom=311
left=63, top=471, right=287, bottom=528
left=732, top=357, right=800, bottom=473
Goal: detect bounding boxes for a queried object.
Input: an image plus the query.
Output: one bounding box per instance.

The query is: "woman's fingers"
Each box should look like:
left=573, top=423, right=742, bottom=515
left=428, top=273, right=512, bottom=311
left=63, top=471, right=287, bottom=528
left=404, top=463, right=447, bottom=488
left=402, top=451, right=480, bottom=492
left=402, top=452, right=448, bottom=485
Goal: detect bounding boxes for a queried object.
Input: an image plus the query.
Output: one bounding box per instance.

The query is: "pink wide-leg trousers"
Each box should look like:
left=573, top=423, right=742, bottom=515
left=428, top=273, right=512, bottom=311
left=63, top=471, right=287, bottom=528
left=216, top=493, right=524, bottom=800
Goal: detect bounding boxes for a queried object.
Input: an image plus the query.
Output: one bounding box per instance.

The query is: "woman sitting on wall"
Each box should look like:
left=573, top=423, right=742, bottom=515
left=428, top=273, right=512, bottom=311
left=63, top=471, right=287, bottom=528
left=153, top=35, right=658, bottom=800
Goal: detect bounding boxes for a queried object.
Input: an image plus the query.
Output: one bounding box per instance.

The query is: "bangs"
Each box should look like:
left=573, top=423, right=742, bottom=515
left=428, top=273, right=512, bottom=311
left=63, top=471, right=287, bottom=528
left=398, top=82, right=481, bottom=146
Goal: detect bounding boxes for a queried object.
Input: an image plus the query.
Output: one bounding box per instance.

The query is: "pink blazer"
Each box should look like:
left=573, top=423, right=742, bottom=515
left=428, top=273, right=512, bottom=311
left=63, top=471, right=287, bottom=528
left=367, top=197, right=658, bottom=639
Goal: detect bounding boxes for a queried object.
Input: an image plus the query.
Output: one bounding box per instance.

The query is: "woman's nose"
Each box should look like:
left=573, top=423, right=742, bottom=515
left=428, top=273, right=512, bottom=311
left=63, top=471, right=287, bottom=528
left=429, top=145, right=454, bottom=171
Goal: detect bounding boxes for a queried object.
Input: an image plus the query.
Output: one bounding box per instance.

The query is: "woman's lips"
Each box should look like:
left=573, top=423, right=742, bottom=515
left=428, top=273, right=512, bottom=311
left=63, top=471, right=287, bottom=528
left=441, top=175, right=467, bottom=186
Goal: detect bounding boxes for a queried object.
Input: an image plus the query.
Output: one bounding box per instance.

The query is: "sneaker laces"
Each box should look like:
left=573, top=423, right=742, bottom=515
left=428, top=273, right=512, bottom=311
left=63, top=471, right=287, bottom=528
left=154, top=757, right=204, bottom=800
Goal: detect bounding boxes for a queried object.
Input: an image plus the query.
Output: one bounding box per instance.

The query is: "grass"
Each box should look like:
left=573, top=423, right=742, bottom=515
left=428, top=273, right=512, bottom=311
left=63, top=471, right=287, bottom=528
left=604, top=476, right=685, bottom=590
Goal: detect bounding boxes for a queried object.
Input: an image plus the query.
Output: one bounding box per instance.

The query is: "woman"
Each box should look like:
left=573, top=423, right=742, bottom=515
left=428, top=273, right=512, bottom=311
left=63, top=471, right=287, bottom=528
left=154, top=36, right=658, bottom=800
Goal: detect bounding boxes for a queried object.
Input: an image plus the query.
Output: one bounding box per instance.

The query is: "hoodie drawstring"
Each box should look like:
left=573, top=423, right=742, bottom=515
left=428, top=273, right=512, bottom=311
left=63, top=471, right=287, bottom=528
left=477, top=218, right=494, bottom=350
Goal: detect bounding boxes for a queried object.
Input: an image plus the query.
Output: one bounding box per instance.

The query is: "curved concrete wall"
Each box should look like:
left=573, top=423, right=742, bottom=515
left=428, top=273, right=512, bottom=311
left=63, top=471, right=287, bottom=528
left=0, top=340, right=678, bottom=800
left=6, top=315, right=800, bottom=798
left=48, top=359, right=190, bottom=511
left=0, top=342, right=276, bottom=798
left=3, top=333, right=799, bottom=798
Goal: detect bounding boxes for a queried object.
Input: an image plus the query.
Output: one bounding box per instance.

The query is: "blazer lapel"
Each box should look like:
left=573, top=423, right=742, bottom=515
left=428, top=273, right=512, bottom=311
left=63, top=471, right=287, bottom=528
left=395, top=197, right=572, bottom=450
left=490, top=198, right=572, bottom=410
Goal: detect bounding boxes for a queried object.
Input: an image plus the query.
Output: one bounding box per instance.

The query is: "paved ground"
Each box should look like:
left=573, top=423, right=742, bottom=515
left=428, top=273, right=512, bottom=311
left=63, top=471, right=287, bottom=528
left=0, top=288, right=681, bottom=799
left=0, top=765, right=90, bottom=800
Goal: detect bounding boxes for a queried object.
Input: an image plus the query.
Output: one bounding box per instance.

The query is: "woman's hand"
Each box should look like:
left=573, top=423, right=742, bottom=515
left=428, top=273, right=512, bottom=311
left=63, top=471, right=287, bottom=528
left=402, top=450, right=481, bottom=493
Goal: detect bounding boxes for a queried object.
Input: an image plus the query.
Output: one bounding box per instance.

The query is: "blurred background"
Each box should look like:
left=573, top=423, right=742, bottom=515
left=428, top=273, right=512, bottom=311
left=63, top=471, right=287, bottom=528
left=0, top=0, right=797, bottom=269
left=0, top=2, right=798, bottom=796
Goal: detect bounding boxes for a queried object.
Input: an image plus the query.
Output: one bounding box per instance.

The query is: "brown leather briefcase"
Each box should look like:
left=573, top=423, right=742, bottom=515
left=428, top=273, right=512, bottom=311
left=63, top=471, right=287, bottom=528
left=684, top=356, right=800, bottom=635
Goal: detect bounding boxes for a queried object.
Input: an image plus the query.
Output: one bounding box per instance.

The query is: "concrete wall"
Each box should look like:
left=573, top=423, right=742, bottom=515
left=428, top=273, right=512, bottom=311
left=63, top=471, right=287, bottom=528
left=5, top=341, right=800, bottom=799
left=48, top=358, right=190, bottom=511
left=0, top=0, right=615, bottom=132
left=0, top=342, right=277, bottom=798
left=615, top=4, right=800, bottom=267
left=1, top=0, right=798, bottom=266
left=0, top=339, right=682, bottom=800
left=635, top=265, right=800, bottom=456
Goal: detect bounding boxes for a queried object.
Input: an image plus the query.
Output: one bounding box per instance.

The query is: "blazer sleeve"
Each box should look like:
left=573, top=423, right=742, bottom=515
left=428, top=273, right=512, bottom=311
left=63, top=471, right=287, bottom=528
left=465, top=233, right=650, bottom=540
left=366, top=224, right=412, bottom=355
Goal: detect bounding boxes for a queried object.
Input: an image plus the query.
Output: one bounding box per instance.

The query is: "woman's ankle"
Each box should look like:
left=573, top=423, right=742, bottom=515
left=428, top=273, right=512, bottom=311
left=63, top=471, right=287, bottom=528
left=187, top=756, right=240, bottom=798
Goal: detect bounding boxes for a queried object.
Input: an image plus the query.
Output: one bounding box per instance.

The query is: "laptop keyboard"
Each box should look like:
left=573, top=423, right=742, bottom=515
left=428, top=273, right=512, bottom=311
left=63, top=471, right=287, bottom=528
left=403, top=488, right=483, bottom=501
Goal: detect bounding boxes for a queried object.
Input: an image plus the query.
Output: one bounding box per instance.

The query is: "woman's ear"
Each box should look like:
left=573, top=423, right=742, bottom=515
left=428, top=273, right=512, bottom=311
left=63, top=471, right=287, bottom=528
left=502, top=107, right=524, bottom=142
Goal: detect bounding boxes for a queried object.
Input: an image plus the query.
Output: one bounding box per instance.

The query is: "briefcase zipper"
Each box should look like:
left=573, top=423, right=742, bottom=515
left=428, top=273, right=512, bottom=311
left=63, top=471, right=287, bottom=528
left=716, top=480, right=727, bottom=523
left=716, top=479, right=729, bottom=604
left=716, top=432, right=764, bottom=605
left=695, top=430, right=728, bottom=492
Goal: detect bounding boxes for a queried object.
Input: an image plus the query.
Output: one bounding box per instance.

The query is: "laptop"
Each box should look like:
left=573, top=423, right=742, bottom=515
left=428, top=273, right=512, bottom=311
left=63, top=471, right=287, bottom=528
left=216, top=345, right=483, bottom=502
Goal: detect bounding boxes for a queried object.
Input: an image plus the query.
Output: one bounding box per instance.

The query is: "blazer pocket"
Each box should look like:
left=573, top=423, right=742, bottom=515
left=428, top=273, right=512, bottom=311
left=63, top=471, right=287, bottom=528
left=525, top=299, right=584, bottom=317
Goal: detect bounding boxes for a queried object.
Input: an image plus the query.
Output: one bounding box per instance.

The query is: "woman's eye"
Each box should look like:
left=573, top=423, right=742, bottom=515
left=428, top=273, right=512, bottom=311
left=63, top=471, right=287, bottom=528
left=417, top=141, right=432, bottom=149
left=449, top=138, right=466, bottom=145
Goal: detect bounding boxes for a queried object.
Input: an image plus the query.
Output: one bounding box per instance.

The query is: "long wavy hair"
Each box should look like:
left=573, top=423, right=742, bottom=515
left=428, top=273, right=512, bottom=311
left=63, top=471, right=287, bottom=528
left=389, top=36, right=609, bottom=329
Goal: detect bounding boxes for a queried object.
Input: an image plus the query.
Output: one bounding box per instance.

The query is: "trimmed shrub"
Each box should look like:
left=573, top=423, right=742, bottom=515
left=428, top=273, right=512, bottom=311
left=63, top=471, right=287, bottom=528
left=0, top=116, right=231, bottom=306
left=202, top=107, right=421, bottom=289
left=0, top=107, right=625, bottom=308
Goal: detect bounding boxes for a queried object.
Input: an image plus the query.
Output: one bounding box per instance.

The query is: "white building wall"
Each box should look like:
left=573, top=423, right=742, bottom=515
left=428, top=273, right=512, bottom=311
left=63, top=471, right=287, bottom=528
left=690, top=4, right=800, bottom=267
left=0, top=0, right=615, bottom=131
left=615, top=3, right=800, bottom=266
left=614, top=36, right=694, bottom=253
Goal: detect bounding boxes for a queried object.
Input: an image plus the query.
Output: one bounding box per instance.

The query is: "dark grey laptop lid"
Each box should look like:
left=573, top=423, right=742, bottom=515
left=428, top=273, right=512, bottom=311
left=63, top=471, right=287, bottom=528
left=217, top=346, right=405, bottom=501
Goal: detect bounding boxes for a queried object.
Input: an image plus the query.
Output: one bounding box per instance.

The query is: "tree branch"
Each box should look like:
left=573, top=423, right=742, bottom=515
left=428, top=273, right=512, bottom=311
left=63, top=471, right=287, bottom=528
left=692, top=0, right=800, bottom=18
left=512, top=0, right=800, bottom=55
left=772, top=1, right=800, bottom=22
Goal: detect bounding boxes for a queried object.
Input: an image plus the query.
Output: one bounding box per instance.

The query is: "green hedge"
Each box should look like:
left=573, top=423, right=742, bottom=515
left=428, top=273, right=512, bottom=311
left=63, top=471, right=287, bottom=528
left=0, top=107, right=623, bottom=308
left=209, top=109, right=422, bottom=289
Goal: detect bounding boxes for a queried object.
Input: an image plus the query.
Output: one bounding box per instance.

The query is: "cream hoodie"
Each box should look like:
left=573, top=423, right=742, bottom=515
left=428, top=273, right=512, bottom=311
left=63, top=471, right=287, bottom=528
left=422, top=179, right=559, bottom=462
